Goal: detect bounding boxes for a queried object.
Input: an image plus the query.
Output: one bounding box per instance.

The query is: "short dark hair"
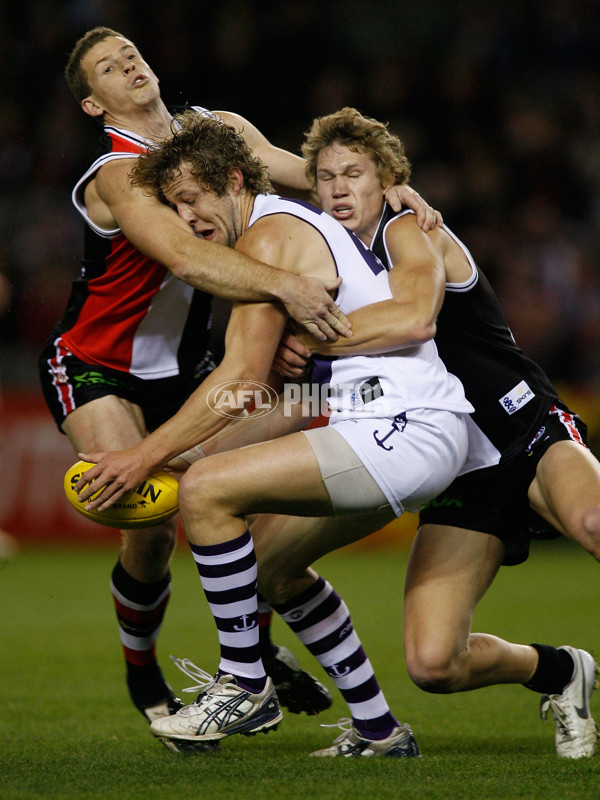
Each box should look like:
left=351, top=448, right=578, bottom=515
left=65, top=26, right=128, bottom=104
left=302, top=107, right=411, bottom=189
left=131, top=111, right=273, bottom=197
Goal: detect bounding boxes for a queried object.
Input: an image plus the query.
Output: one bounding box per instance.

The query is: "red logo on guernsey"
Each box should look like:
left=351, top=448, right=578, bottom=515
left=550, top=405, right=586, bottom=447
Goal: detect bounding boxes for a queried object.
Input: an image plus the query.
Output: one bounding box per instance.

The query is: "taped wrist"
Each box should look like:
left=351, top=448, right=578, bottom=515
left=177, top=444, right=207, bottom=465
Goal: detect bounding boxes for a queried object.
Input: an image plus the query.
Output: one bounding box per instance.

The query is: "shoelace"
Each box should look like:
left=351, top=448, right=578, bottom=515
left=319, top=717, right=355, bottom=744
left=170, top=655, right=217, bottom=695
left=540, top=694, right=578, bottom=742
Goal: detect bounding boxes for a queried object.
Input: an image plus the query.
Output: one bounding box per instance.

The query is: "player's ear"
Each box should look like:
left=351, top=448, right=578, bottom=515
left=81, top=95, right=104, bottom=119
left=227, top=168, right=245, bottom=194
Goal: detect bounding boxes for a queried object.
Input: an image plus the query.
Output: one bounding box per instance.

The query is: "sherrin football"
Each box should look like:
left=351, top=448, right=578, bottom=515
left=64, top=460, right=179, bottom=529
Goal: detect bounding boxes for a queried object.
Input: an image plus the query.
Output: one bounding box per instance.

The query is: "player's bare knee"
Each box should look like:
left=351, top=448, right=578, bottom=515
left=405, top=645, right=462, bottom=693
left=178, top=461, right=223, bottom=516
left=179, top=461, right=235, bottom=523
left=578, top=507, right=600, bottom=561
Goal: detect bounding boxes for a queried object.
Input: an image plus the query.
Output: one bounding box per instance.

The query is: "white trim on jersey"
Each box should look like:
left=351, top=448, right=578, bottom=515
left=71, top=106, right=214, bottom=238
left=72, top=152, right=140, bottom=238
left=380, top=208, right=480, bottom=293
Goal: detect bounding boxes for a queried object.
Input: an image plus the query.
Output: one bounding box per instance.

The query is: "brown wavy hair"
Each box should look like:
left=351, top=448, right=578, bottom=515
left=131, top=111, right=273, bottom=197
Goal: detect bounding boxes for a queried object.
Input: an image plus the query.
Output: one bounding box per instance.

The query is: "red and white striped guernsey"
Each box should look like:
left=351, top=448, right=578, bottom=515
left=59, top=110, right=212, bottom=380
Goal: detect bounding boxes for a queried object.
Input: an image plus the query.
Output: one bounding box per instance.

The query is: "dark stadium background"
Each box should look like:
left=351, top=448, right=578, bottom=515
left=0, top=0, right=599, bottom=540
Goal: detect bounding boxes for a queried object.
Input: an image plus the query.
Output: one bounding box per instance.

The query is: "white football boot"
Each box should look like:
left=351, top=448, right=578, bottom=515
left=310, top=717, right=421, bottom=758
left=141, top=695, right=219, bottom=754
left=150, top=664, right=282, bottom=744
left=540, top=646, right=599, bottom=758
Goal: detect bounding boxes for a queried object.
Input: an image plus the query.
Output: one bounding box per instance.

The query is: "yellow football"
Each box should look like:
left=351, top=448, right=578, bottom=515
left=63, top=460, right=179, bottom=529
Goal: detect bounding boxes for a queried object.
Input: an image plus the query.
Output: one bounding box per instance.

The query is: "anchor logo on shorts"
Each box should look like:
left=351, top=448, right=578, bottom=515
left=373, top=412, right=407, bottom=451
left=233, top=614, right=257, bottom=631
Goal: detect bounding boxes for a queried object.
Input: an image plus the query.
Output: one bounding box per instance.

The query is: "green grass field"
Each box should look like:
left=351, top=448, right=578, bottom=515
left=1, top=538, right=599, bottom=800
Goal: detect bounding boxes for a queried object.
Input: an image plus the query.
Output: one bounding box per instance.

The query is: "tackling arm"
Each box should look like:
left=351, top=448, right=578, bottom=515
left=92, top=159, right=349, bottom=340
left=281, top=214, right=446, bottom=358
left=215, top=111, right=308, bottom=192
left=75, top=211, right=329, bottom=509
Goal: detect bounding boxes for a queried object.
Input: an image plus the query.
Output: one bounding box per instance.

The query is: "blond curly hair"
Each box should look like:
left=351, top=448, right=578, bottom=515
left=302, top=107, right=411, bottom=190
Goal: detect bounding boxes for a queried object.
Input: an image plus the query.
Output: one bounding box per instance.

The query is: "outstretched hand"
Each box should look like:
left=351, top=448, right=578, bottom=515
left=74, top=448, right=153, bottom=512
left=282, top=275, right=352, bottom=342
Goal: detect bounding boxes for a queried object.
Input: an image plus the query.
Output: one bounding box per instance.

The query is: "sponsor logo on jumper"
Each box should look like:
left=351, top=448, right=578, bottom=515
left=499, top=380, right=535, bottom=415
left=373, top=412, right=407, bottom=451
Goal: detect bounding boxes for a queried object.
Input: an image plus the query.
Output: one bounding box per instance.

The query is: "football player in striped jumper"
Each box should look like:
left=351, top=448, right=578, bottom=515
left=274, top=107, right=600, bottom=759
left=39, top=27, right=439, bottom=750
left=75, top=112, right=474, bottom=754
left=39, top=26, right=363, bottom=750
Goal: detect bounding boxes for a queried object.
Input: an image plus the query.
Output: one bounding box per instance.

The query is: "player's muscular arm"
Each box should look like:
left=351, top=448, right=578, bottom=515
left=76, top=215, right=320, bottom=508
left=295, top=215, right=446, bottom=356
left=166, top=221, right=327, bottom=469
left=133, top=300, right=288, bottom=463
left=215, top=111, right=309, bottom=192
left=92, top=159, right=349, bottom=340
left=134, top=214, right=330, bottom=471
left=238, top=212, right=338, bottom=285
left=92, top=159, right=290, bottom=299
left=77, top=299, right=288, bottom=509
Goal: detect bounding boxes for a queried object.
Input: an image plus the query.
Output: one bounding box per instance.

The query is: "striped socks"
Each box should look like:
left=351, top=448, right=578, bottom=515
left=189, top=530, right=267, bottom=693
left=273, top=576, right=399, bottom=738
left=110, top=560, right=172, bottom=708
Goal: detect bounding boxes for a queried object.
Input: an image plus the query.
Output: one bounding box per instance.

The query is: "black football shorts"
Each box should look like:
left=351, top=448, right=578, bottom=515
left=418, top=402, right=589, bottom=565
left=39, top=336, right=215, bottom=434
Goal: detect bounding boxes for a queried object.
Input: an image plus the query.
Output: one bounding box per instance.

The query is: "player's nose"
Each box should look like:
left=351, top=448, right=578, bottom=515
left=331, top=177, right=349, bottom=196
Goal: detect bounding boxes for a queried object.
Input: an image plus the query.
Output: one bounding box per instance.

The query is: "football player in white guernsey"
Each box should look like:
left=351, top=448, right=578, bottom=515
left=275, top=107, right=600, bottom=759
left=43, top=28, right=441, bottom=747
left=74, top=112, right=473, bottom=753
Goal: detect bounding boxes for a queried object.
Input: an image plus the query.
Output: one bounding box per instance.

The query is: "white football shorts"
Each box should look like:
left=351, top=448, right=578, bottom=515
left=302, top=408, right=469, bottom=517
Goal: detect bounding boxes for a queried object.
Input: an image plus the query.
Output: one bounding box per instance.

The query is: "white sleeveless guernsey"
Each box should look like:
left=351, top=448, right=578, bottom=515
left=248, top=194, right=473, bottom=515
left=249, top=194, right=473, bottom=419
